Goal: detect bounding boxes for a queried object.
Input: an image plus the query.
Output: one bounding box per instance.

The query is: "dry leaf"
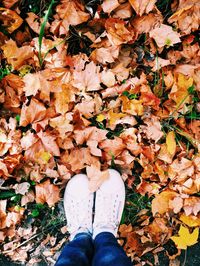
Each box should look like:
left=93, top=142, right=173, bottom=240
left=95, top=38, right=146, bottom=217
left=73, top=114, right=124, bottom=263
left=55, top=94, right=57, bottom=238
left=171, top=225, right=199, bottom=249
left=128, top=0, right=157, bottom=16
left=72, top=61, right=101, bottom=92
left=86, top=165, right=109, bottom=192
left=149, top=24, right=181, bottom=48
left=35, top=179, right=60, bottom=207
left=166, top=131, right=176, bottom=156
left=0, top=8, right=23, bottom=33
left=102, top=0, right=120, bottom=13
left=152, top=190, right=178, bottom=216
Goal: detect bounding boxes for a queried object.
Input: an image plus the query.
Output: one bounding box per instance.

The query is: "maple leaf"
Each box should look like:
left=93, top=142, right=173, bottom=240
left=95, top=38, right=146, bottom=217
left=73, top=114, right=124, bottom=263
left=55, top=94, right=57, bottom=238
left=102, top=0, right=120, bottom=13
left=101, top=70, right=116, bottom=87
left=37, top=131, right=60, bottom=157
left=140, top=116, right=163, bottom=143
left=108, top=109, right=126, bottom=126
left=152, top=190, right=178, bottom=216
left=51, top=0, right=90, bottom=35
left=35, top=179, right=60, bottom=207
left=149, top=24, right=181, bottom=48
left=63, top=147, right=99, bottom=172
left=23, top=68, right=70, bottom=102
left=169, top=74, right=193, bottom=109
left=0, top=161, right=10, bottom=178
left=2, top=39, right=34, bottom=70
left=50, top=113, right=74, bottom=138
left=180, top=214, right=200, bottom=227
left=91, top=46, right=120, bottom=64
left=171, top=225, right=199, bottom=249
left=105, top=18, right=135, bottom=45
left=129, top=0, right=157, bottom=16
left=0, top=8, right=23, bottom=33
left=72, top=61, right=101, bottom=92
left=86, top=165, right=109, bottom=192
left=20, top=98, right=47, bottom=127
left=168, top=0, right=200, bottom=35
left=131, top=11, right=163, bottom=34
left=121, top=95, right=144, bottom=116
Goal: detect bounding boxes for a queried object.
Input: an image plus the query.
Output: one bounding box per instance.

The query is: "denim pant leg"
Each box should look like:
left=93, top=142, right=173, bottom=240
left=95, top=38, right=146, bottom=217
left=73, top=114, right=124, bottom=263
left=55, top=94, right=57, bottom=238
left=55, top=233, right=94, bottom=266
left=92, top=232, right=132, bottom=266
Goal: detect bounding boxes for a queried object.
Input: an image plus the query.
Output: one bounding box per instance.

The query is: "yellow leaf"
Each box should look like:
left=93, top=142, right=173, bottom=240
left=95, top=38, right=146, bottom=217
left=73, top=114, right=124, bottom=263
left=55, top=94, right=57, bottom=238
left=177, top=74, right=193, bottom=89
left=180, top=214, right=200, bottom=227
left=96, top=114, right=105, bottom=122
left=35, top=151, right=52, bottom=164
left=166, top=131, right=176, bottom=156
left=108, top=109, right=126, bottom=125
left=121, top=96, right=144, bottom=116
left=171, top=225, right=199, bottom=249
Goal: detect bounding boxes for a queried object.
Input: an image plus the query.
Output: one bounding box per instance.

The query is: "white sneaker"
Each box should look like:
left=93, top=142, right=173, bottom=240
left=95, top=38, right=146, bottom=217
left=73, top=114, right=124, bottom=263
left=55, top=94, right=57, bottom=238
left=93, top=169, right=125, bottom=239
left=64, top=174, right=94, bottom=240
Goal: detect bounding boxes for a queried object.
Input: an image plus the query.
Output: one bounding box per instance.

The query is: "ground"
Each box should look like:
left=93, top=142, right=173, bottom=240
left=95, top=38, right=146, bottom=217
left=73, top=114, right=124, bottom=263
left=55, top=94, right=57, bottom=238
left=0, top=0, right=200, bottom=265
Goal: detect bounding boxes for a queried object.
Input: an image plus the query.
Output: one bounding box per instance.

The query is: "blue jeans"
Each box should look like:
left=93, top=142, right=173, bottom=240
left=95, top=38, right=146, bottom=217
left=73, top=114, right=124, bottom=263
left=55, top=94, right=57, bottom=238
left=55, top=232, right=132, bottom=266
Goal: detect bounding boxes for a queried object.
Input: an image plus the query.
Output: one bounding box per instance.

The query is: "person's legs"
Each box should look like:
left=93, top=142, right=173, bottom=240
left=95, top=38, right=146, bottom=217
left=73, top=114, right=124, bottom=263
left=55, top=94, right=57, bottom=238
left=55, top=174, right=94, bottom=266
left=92, top=232, right=132, bottom=266
left=92, top=169, right=132, bottom=266
left=55, top=232, right=93, bottom=266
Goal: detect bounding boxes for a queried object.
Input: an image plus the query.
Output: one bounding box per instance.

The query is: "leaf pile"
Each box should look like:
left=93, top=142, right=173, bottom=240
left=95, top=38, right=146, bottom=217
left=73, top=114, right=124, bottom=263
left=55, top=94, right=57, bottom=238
left=0, top=0, right=200, bottom=264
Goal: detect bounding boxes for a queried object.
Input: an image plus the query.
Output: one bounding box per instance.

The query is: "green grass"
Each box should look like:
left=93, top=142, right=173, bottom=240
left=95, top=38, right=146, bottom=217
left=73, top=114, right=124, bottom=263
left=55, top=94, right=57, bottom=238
left=121, top=186, right=152, bottom=225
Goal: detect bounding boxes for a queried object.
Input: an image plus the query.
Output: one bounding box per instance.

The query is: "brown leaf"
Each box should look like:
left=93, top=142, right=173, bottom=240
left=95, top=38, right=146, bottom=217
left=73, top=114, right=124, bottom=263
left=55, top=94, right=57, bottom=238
left=90, top=45, right=120, bottom=64
left=37, top=131, right=60, bottom=157
left=105, top=18, right=136, bottom=45
left=0, top=8, right=23, bottom=33
left=152, top=190, right=178, bottom=216
left=35, top=179, right=60, bottom=207
left=149, top=24, right=181, bottom=48
left=86, top=165, right=109, bottom=192
left=72, top=61, right=101, bottom=92
left=51, top=0, right=90, bottom=35
left=2, top=39, right=34, bottom=70
left=129, top=0, right=157, bottom=16
left=102, top=0, right=120, bottom=13
left=20, top=98, right=46, bottom=127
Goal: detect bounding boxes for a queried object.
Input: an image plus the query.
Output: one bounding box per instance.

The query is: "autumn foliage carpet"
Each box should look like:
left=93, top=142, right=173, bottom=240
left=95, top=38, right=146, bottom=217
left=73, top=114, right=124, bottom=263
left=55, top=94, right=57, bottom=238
left=0, top=0, right=200, bottom=265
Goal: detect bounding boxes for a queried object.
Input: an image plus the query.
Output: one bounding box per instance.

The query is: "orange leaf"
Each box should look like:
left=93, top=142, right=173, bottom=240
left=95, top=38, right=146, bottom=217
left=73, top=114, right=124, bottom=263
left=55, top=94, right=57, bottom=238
left=2, top=39, right=33, bottom=70
left=35, top=180, right=60, bottom=207
left=129, top=0, right=156, bottom=16
left=180, top=214, right=200, bottom=227
left=86, top=165, right=109, bottom=192
left=0, top=8, right=23, bottom=33
left=152, top=190, right=178, bottom=216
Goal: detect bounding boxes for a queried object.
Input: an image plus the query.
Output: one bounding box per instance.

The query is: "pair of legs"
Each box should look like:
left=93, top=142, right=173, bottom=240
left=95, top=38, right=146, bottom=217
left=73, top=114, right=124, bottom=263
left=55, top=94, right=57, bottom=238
left=55, top=169, right=132, bottom=266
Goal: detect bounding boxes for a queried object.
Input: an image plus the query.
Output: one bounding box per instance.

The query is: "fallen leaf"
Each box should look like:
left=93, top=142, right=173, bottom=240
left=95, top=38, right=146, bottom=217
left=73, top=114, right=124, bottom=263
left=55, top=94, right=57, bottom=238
left=14, top=182, right=30, bottom=195
left=180, top=214, right=200, bottom=227
left=166, top=131, right=176, bottom=156
left=2, top=39, right=34, bottom=70
left=35, top=180, right=60, bottom=207
left=152, top=190, right=178, bottom=216
left=102, top=0, right=120, bottom=13
left=72, top=61, right=101, bottom=92
left=105, top=18, right=135, bottom=45
left=0, top=8, right=23, bottom=33
left=171, top=225, right=199, bottom=249
left=149, top=24, right=181, bottom=48
left=20, top=98, right=46, bottom=127
left=86, top=165, right=109, bottom=192
left=128, top=0, right=157, bottom=16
